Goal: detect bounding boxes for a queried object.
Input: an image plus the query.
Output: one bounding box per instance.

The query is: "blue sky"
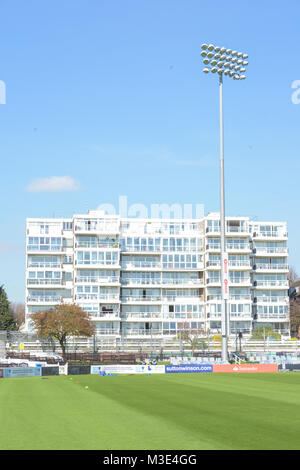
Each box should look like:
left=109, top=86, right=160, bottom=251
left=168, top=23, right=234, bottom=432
left=0, top=0, right=299, bottom=302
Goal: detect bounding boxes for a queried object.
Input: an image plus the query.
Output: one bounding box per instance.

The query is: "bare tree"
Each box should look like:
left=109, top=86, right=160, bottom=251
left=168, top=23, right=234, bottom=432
left=10, top=303, right=25, bottom=329
left=179, top=323, right=206, bottom=356
left=288, top=267, right=299, bottom=285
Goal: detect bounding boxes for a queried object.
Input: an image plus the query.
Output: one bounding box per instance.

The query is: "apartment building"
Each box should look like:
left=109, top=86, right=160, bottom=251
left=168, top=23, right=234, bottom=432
left=25, top=210, right=290, bottom=339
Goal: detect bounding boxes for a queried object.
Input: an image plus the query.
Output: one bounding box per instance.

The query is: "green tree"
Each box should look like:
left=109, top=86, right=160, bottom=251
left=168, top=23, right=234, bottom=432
left=251, top=325, right=281, bottom=340
left=0, top=285, right=17, bottom=331
left=30, top=303, right=94, bottom=360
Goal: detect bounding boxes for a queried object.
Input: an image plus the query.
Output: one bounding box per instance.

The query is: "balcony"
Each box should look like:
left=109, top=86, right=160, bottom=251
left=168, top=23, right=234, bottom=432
left=255, top=314, right=289, bottom=321
left=75, top=242, right=119, bottom=249
left=254, top=280, right=289, bottom=288
left=121, top=279, right=161, bottom=286
left=227, top=244, right=251, bottom=252
left=75, top=261, right=120, bottom=268
left=121, top=278, right=203, bottom=287
left=254, top=247, right=288, bottom=255
left=253, top=231, right=288, bottom=239
left=230, top=278, right=251, bottom=285
left=27, top=296, right=62, bottom=304
left=206, top=260, right=250, bottom=269
left=121, top=295, right=161, bottom=302
left=123, top=329, right=163, bottom=337
left=122, top=246, right=162, bottom=253
left=121, top=312, right=162, bottom=321
left=206, top=244, right=251, bottom=252
left=27, top=279, right=64, bottom=287
left=255, top=296, right=289, bottom=303
left=90, top=313, right=121, bottom=320
left=74, top=221, right=119, bottom=234
left=27, top=246, right=64, bottom=253
left=94, top=329, right=120, bottom=336
left=161, top=295, right=204, bottom=302
left=27, top=262, right=62, bottom=268
left=75, top=276, right=120, bottom=284
left=254, top=264, right=289, bottom=271
left=121, top=262, right=161, bottom=270
left=207, top=295, right=222, bottom=301
left=76, top=294, right=120, bottom=302
left=162, top=263, right=203, bottom=270
left=229, top=294, right=251, bottom=301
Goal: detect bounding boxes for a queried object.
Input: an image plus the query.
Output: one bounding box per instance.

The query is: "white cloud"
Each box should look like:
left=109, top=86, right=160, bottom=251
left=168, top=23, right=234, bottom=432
left=26, top=176, right=80, bottom=192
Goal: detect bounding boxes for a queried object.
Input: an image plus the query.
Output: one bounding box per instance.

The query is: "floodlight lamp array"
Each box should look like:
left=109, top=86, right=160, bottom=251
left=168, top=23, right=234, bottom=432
left=201, top=43, right=248, bottom=80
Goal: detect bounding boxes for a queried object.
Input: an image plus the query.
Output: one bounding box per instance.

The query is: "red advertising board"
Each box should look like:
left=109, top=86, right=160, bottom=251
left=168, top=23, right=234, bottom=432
left=213, top=364, right=278, bottom=373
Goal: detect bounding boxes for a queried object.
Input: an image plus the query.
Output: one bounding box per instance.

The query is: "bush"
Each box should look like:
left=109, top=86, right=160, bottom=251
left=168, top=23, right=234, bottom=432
left=212, top=334, right=222, bottom=342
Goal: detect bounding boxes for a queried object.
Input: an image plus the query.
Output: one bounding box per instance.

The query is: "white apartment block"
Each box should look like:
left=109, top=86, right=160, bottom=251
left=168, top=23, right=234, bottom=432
left=25, top=210, right=290, bottom=339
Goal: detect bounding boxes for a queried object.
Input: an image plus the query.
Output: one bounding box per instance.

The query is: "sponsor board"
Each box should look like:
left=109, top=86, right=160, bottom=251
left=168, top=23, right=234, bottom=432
left=91, top=365, right=136, bottom=375
left=3, top=367, right=42, bottom=378
left=165, top=364, right=213, bottom=374
left=213, top=364, right=278, bottom=373
left=59, top=364, right=68, bottom=375
left=91, top=365, right=165, bottom=375
left=135, top=365, right=165, bottom=374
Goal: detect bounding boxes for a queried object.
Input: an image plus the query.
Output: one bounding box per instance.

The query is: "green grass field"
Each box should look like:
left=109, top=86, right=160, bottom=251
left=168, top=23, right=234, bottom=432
left=0, top=372, right=300, bottom=450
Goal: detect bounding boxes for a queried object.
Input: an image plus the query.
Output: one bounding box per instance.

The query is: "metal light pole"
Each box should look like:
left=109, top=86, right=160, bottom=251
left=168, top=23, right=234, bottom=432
left=201, top=43, right=249, bottom=363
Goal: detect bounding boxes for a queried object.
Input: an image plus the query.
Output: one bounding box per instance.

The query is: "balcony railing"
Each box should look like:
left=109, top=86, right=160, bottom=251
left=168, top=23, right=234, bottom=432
left=121, top=312, right=162, bottom=320
left=254, top=264, right=288, bottom=270
left=75, top=277, right=120, bottom=284
left=121, top=279, right=161, bottom=286
left=227, top=244, right=250, bottom=251
left=229, top=294, right=251, bottom=300
left=206, top=260, right=250, bottom=267
left=123, top=329, right=163, bottom=336
left=162, top=295, right=204, bottom=302
left=76, top=242, right=119, bottom=249
left=253, top=231, right=287, bottom=238
left=207, top=295, right=222, bottom=300
left=256, top=314, right=289, bottom=320
left=90, top=313, right=120, bottom=319
left=27, top=279, right=64, bottom=286
left=123, top=246, right=201, bottom=253
left=207, top=278, right=250, bottom=285
left=27, top=296, right=62, bottom=303
left=75, top=294, right=120, bottom=301
left=206, top=244, right=250, bottom=251
left=94, top=329, right=120, bottom=335
left=121, top=278, right=203, bottom=286
left=255, top=297, right=288, bottom=303
left=162, top=313, right=204, bottom=320
left=121, top=295, right=161, bottom=302
left=28, top=262, right=62, bottom=268
left=27, top=246, right=63, bottom=252
left=230, top=278, right=251, bottom=284
left=74, top=223, right=119, bottom=233
left=121, top=262, right=161, bottom=269
left=254, top=280, right=289, bottom=287
left=254, top=247, right=288, bottom=254
left=76, top=261, right=119, bottom=267
left=162, top=263, right=202, bottom=270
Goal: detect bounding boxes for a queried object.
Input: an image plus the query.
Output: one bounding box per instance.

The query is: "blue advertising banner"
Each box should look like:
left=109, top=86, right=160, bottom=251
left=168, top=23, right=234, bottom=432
left=165, top=364, right=213, bottom=374
left=3, top=367, right=41, bottom=378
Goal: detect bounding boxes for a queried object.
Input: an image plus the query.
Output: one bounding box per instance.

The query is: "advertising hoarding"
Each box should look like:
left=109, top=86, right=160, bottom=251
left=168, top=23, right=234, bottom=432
left=213, top=364, right=278, bottom=373
left=165, top=364, right=213, bottom=373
